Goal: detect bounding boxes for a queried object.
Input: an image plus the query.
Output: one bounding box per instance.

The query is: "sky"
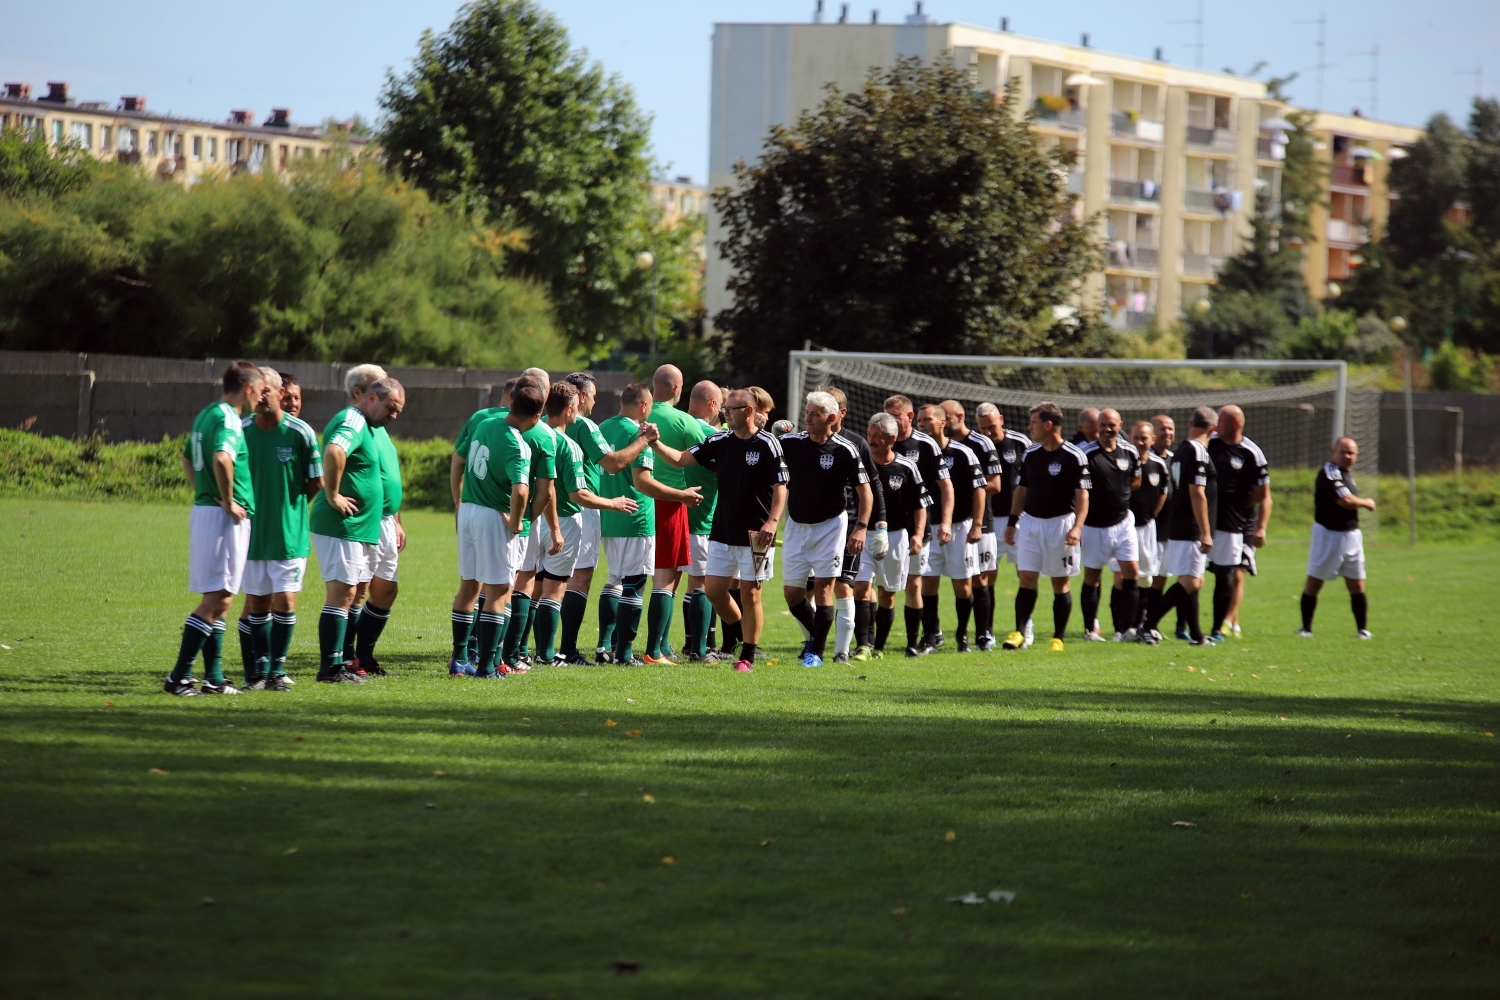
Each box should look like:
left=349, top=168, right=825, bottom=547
left=4, top=0, right=1497, bottom=183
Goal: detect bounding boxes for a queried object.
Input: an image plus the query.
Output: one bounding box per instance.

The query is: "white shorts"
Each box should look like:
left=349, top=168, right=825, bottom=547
left=456, top=503, right=516, bottom=587
left=856, top=528, right=910, bottom=592
left=687, top=534, right=711, bottom=577
left=519, top=524, right=542, bottom=574
left=1164, top=538, right=1209, bottom=579
left=996, top=533, right=1020, bottom=566
left=927, top=518, right=976, bottom=578
left=370, top=515, right=399, bottom=582
left=242, top=558, right=307, bottom=596
left=1210, top=530, right=1244, bottom=569
left=312, top=532, right=378, bottom=586
left=188, top=505, right=251, bottom=595
left=705, top=539, right=776, bottom=583
left=974, top=532, right=998, bottom=575
left=603, top=535, right=656, bottom=584
left=782, top=512, right=849, bottom=582
left=1116, top=520, right=1159, bottom=576
left=1082, top=516, right=1138, bottom=569
left=1015, top=512, right=1080, bottom=578
left=534, top=513, right=584, bottom=579
left=1307, top=523, right=1365, bottom=581
left=909, top=533, right=933, bottom=578
left=576, top=507, right=602, bottom=570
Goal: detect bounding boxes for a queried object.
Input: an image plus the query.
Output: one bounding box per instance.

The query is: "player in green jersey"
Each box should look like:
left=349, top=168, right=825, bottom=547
left=346, top=379, right=406, bottom=677
left=309, top=376, right=406, bottom=683
left=677, top=380, right=725, bottom=661
left=166, top=361, right=266, bottom=696
left=237, top=369, right=322, bottom=690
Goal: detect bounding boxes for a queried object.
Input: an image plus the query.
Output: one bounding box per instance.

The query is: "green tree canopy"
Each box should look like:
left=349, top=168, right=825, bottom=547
left=712, top=57, right=1107, bottom=400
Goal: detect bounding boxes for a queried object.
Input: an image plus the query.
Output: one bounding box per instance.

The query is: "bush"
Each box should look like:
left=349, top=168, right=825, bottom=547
left=396, top=437, right=459, bottom=512
left=0, top=429, right=192, bottom=501
left=1427, top=341, right=1495, bottom=392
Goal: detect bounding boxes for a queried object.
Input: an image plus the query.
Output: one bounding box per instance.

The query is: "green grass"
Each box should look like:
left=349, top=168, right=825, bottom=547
left=1, top=498, right=1498, bottom=998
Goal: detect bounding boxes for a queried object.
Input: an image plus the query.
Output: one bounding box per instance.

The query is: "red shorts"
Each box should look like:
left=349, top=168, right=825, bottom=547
left=654, top=500, right=690, bottom=569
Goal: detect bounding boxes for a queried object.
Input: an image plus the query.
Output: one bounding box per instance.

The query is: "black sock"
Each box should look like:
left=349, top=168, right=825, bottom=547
left=789, top=599, right=815, bottom=641
left=739, top=641, right=758, bottom=664
left=1211, top=566, right=1233, bottom=634
left=921, top=592, right=940, bottom=640
left=1143, top=586, right=1163, bottom=630
left=722, top=615, right=742, bottom=653
left=975, top=584, right=994, bottom=637
left=1350, top=592, right=1368, bottom=631
left=811, top=604, right=835, bottom=658
left=1080, top=584, right=1100, bottom=636
left=1053, top=591, right=1073, bottom=639
left=1146, top=583, right=1183, bottom=631
left=1116, top=579, right=1139, bottom=636
left=875, top=606, right=895, bottom=650
left=1015, top=586, right=1039, bottom=634
left=1182, top=589, right=1203, bottom=642
left=1301, top=593, right=1317, bottom=631
left=954, top=595, right=973, bottom=640
left=855, top=600, right=875, bottom=648
left=904, top=606, right=922, bottom=650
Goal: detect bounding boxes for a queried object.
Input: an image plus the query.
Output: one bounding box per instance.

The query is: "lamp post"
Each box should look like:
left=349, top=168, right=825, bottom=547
left=1393, top=315, right=1416, bottom=544
left=635, top=250, right=658, bottom=359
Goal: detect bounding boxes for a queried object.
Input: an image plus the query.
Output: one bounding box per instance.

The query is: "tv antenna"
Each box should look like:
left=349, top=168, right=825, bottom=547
left=1169, top=0, right=1205, bottom=68
left=1349, top=44, right=1379, bottom=117
left=1296, top=12, right=1333, bottom=110
left=1455, top=62, right=1483, bottom=99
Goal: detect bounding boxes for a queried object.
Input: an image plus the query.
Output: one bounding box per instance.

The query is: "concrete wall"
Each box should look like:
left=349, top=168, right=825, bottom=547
left=1379, top=391, right=1500, bottom=473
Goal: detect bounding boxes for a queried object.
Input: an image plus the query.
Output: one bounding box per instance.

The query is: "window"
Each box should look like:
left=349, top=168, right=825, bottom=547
left=118, top=127, right=138, bottom=152
left=192, top=135, right=202, bottom=160
left=70, top=121, right=92, bottom=147
left=225, top=138, right=243, bottom=163
left=99, top=125, right=111, bottom=150
left=147, top=131, right=158, bottom=156
left=207, top=136, right=218, bottom=162
left=51, top=119, right=64, bottom=145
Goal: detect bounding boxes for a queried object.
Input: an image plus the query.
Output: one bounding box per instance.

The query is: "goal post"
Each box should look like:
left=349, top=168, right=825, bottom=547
left=788, top=349, right=1379, bottom=536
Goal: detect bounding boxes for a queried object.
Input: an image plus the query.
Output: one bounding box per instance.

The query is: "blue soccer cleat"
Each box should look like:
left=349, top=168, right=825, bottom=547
left=800, top=652, right=824, bottom=668
left=448, top=657, right=477, bottom=677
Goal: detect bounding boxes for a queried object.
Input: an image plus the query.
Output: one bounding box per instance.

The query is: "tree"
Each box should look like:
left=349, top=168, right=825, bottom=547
left=712, top=57, right=1105, bottom=402
left=379, top=0, right=669, bottom=355
left=0, top=125, right=105, bottom=199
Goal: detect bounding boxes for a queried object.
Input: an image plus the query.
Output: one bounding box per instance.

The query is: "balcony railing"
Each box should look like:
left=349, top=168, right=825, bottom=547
left=1108, top=308, right=1155, bottom=330
left=1109, top=178, right=1161, bottom=202
left=1256, top=136, right=1286, bottom=161
left=1065, top=170, right=1085, bottom=194
left=1331, top=164, right=1368, bottom=186
left=1105, top=242, right=1159, bottom=269
left=1186, top=126, right=1238, bottom=152
left=1182, top=251, right=1229, bottom=276
left=1184, top=188, right=1233, bottom=213
left=1035, top=107, right=1088, bottom=130
left=1326, top=219, right=1369, bottom=245
left=1111, top=113, right=1165, bottom=142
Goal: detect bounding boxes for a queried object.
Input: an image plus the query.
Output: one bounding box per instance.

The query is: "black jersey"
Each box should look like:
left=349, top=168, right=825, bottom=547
left=1152, top=446, right=1174, bottom=534
left=688, top=430, right=787, bottom=546
left=1081, top=439, right=1141, bottom=528
left=892, top=430, right=949, bottom=493
left=1016, top=441, right=1091, bottom=519
left=952, top=429, right=1001, bottom=532
left=838, top=428, right=886, bottom=527
left=1167, top=438, right=1218, bottom=542
left=1131, top=451, right=1169, bottom=525
left=941, top=438, right=988, bottom=526
left=1314, top=462, right=1361, bottom=532
left=781, top=431, right=868, bottom=525
left=987, top=429, right=1033, bottom=523
left=873, top=455, right=932, bottom=536
left=1208, top=436, right=1270, bottom=534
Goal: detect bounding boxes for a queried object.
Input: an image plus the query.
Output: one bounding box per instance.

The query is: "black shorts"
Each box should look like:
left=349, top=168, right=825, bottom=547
left=838, top=520, right=862, bottom=584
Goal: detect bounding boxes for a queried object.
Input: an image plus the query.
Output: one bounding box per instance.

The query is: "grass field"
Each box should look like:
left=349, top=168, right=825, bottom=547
left=2, top=497, right=1498, bottom=998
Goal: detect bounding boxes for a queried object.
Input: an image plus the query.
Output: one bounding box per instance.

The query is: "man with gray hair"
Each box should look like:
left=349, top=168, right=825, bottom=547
left=680, top=380, right=725, bottom=660
left=1142, top=405, right=1217, bottom=645
left=862, top=411, right=932, bottom=656
left=332, top=364, right=385, bottom=670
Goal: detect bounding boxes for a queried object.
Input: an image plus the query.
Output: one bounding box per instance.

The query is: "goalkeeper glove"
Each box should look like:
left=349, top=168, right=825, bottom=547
left=867, top=521, right=889, bottom=560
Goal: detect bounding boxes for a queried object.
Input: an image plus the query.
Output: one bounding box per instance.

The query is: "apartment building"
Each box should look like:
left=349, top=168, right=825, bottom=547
left=706, top=16, right=1424, bottom=333
left=648, top=175, right=709, bottom=225
left=0, top=81, right=368, bottom=183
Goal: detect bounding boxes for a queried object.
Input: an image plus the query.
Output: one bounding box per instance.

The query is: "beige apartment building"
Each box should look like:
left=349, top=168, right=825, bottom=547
left=706, top=17, right=1424, bottom=333
left=0, top=81, right=368, bottom=182
left=648, top=175, right=709, bottom=225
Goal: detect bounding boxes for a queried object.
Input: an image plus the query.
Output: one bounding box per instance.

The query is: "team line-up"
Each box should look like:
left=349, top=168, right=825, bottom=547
left=164, top=361, right=1376, bottom=693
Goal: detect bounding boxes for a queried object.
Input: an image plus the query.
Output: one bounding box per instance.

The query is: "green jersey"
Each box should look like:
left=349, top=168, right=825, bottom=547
left=461, top=414, right=532, bottom=513
left=185, top=401, right=254, bottom=515
left=241, top=414, right=320, bottom=560
left=549, top=425, right=590, bottom=519
left=564, top=415, right=612, bottom=494
left=309, top=407, right=384, bottom=544
left=649, top=401, right=708, bottom=491
left=686, top=416, right=720, bottom=535
left=515, top=417, right=557, bottom=537
left=454, top=406, right=502, bottom=460
left=597, top=414, right=654, bottom=537
left=372, top=425, right=402, bottom=517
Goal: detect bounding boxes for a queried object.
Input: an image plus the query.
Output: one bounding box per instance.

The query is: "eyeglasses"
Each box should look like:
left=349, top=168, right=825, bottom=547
left=726, top=404, right=750, bottom=412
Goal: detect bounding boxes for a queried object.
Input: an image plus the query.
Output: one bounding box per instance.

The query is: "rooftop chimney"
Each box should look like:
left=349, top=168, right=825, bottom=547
left=40, top=81, right=71, bottom=104
left=4, top=82, right=33, bottom=100
left=265, top=108, right=292, bottom=128
left=1001, top=16, right=1010, bottom=31
left=230, top=110, right=255, bottom=124
left=120, top=95, right=147, bottom=112
left=813, top=0, right=823, bottom=23
left=905, top=1, right=930, bottom=25
left=1081, top=33, right=1090, bottom=48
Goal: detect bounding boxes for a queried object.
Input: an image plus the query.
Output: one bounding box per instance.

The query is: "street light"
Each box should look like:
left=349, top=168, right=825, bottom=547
left=1192, top=297, right=1213, bottom=358
left=636, top=250, right=658, bottom=359
left=1389, top=315, right=1408, bottom=333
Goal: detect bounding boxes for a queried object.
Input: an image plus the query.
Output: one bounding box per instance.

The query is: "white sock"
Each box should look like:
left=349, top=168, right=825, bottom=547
left=834, top=597, right=856, bottom=656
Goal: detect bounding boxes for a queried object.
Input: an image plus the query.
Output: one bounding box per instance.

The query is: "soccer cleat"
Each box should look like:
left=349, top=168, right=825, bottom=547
left=1174, top=628, right=1191, bottom=642
left=243, top=678, right=267, bottom=691
left=200, top=681, right=240, bottom=695
left=563, top=652, right=590, bottom=665
left=1207, top=632, right=1226, bottom=644
left=618, top=656, right=646, bottom=667
left=354, top=656, right=387, bottom=677
left=477, top=669, right=507, bottom=679
left=832, top=652, right=851, bottom=665
left=702, top=649, right=725, bottom=663
left=1001, top=631, right=1026, bottom=650
left=508, top=661, right=531, bottom=674
left=976, top=633, right=996, bottom=652
left=955, top=637, right=971, bottom=653
left=642, top=654, right=676, bottom=666
left=852, top=646, right=872, bottom=662
left=733, top=659, right=754, bottom=673
left=905, top=646, right=922, bottom=658
left=1356, top=629, right=1373, bottom=640
left=1082, top=630, right=1106, bottom=643
left=163, top=677, right=200, bottom=697
left=317, top=669, right=366, bottom=684
left=265, top=675, right=294, bottom=691
left=448, top=657, right=477, bottom=677
left=1186, top=637, right=1216, bottom=647
left=800, top=652, right=824, bottom=668
left=1139, top=630, right=1159, bottom=646
left=595, top=649, right=614, bottom=665
left=924, top=631, right=946, bottom=652
left=1230, top=623, right=1242, bottom=637
left=871, top=648, right=884, bottom=659
left=1296, top=629, right=1315, bottom=638
left=1048, top=637, right=1065, bottom=652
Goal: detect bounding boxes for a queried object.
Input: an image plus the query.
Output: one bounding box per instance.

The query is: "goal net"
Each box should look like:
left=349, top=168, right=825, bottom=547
left=789, top=350, right=1381, bottom=537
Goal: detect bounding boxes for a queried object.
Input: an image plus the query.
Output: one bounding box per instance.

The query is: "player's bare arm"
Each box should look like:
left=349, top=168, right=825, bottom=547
left=1005, top=485, right=1027, bottom=546
left=1066, top=488, right=1088, bottom=546
left=756, top=483, right=788, bottom=550
left=936, top=477, right=954, bottom=545
left=1249, top=483, right=1271, bottom=547
left=1337, top=491, right=1377, bottom=512
left=449, top=453, right=465, bottom=509
left=569, top=487, right=640, bottom=515
left=322, top=444, right=358, bottom=518
left=600, top=429, right=654, bottom=473
left=507, top=483, right=530, bottom=534
left=393, top=511, right=406, bottom=552
left=1189, top=483, right=1213, bottom=552
left=649, top=440, right=698, bottom=469
left=210, top=449, right=247, bottom=522
left=631, top=466, right=703, bottom=507
left=967, top=485, right=985, bottom=543
left=910, top=505, right=927, bottom=554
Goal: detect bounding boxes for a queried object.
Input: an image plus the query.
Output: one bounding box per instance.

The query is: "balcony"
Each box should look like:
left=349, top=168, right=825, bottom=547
left=1186, top=125, right=1238, bottom=153
left=1065, top=170, right=1085, bottom=194
left=1111, top=112, right=1165, bottom=142
left=1256, top=136, right=1286, bottom=161
left=1331, top=163, right=1369, bottom=187
left=1035, top=106, right=1088, bottom=131
left=1105, top=241, right=1159, bottom=270
left=1184, top=188, right=1234, bottom=213
left=1326, top=219, right=1369, bottom=245
left=1110, top=178, right=1160, bottom=202
left=1182, top=251, right=1229, bottom=277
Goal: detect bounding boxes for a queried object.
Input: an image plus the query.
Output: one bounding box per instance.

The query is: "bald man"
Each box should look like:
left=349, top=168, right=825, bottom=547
left=1070, top=408, right=1100, bottom=447
left=642, top=364, right=710, bottom=663
left=681, top=380, right=725, bottom=660
left=1207, top=405, right=1271, bottom=641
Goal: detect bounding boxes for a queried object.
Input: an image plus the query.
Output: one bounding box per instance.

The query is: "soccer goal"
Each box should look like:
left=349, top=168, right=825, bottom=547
left=788, top=350, right=1382, bottom=536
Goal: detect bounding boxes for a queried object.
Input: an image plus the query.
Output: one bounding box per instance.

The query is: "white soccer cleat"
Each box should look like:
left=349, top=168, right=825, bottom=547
left=1083, top=630, right=1106, bottom=642
left=1356, top=629, right=1372, bottom=640
left=1296, top=629, right=1314, bottom=638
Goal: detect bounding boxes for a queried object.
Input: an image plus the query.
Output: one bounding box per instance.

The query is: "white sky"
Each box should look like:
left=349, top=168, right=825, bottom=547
left=4, top=0, right=1496, bottom=183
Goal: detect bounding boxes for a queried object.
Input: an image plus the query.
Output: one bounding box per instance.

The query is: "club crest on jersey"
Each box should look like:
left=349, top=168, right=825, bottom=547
left=887, top=473, right=905, bottom=491
left=1148, top=471, right=1161, bottom=486
left=276, top=446, right=294, bottom=463
left=1116, top=456, right=1130, bottom=471
left=1002, top=450, right=1017, bottom=464
left=944, top=455, right=955, bottom=467
left=744, top=451, right=760, bottom=466
left=1230, top=455, right=1245, bottom=470
left=1048, top=461, right=1063, bottom=476
left=819, top=453, right=835, bottom=470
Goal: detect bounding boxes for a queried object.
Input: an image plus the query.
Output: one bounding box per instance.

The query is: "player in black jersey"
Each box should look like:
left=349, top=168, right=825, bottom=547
left=1003, top=402, right=1091, bottom=651
left=976, top=403, right=1034, bottom=648
left=942, top=401, right=1003, bottom=650
left=864, top=413, right=933, bottom=656
left=825, top=387, right=886, bottom=663
left=884, top=395, right=953, bottom=653
left=780, top=392, right=872, bottom=667
left=1143, top=406, right=1217, bottom=645
left=1070, top=408, right=1099, bottom=447
left=1121, top=421, right=1169, bottom=634
left=651, top=388, right=788, bottom=672
left=1078, top=409, right=1142, bottom=641
left=917, top=405, right=987, bottom=652
left=1207, top=406, right=1271, bottom=641
left=1300, top=436, right=1376, bottom=638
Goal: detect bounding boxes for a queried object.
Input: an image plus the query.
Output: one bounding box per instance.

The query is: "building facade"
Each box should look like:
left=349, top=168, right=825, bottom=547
left=1, top=81, right=368, bottom=183
left=706, top=19, right=1424, bottom=334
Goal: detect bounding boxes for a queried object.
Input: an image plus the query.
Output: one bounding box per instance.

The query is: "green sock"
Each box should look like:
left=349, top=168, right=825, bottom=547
left=646, top=590, right=675, bottom=658
left=476, top=610, right=509, bottom=675
left=452, top=609, right=476, bottom=662
left=467, top=594, right=485, bottom=663
left=533, top=598, right=562, bottom=661
left=614, top=584, right=644, bottom=662
left=597, top=586, right=620, bottom=652
left=171, top=615, right=213, bottom=681
left=342, top=605, right=362, bottom=663
left=318, top=606, right=349, bottom=675
left=502, top=594, right=531, bottom=664
left=690, top=590, right=713, bottom=658
left=201, top=620, right=227, bottom=684
left=354, top=603, right=391, bottom=662
left=559, top=590, right=588, bottom=658
left=250, top=614, right=272, bottom=679
left=238, top=617, right=256, bottom=683
left=270, top=613, right=296, bottom=677
left=681, top=592, right=696, bottom=657
left=517, top=597, right=538, bottom=659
